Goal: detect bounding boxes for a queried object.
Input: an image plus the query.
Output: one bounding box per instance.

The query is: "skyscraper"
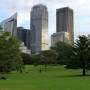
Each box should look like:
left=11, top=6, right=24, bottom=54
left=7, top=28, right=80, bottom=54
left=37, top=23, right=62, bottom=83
left=0, top=13, right=17, bottom=37
left=30, top=4, right=48, bottom=54
left=56, top=7, right=74, bottom=45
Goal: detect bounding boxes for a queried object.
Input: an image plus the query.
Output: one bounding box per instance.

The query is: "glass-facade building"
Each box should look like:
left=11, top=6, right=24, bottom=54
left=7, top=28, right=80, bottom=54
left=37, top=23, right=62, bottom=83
left=0, top=13, right=17, bottom=37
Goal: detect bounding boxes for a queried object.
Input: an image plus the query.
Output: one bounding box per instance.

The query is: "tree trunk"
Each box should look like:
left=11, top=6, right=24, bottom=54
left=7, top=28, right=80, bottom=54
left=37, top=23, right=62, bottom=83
left=82, top=58, right=86, bottom=76
left=82, top=68, right=86, bottom=76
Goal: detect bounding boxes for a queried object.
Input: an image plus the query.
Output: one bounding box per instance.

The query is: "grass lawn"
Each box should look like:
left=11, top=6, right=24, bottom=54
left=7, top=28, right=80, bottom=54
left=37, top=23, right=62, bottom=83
left=0, top=65, right=90, bottom=90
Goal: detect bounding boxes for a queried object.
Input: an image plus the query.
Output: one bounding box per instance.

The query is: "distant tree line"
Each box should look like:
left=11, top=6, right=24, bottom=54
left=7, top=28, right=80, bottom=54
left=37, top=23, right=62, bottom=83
left=21, top=35, right=90, bottom=76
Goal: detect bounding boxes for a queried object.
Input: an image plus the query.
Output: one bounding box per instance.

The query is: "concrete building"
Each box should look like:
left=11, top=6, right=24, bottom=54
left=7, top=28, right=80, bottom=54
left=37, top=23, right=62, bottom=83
left=56, top=7, right=74, bottom=45
left=17, top=27, right=30, bottom=49
left=0, top=13, right=17, bottom=37
left=30, top=4, right=49, bottom=54
left=51, top=32, right=69, bottom=46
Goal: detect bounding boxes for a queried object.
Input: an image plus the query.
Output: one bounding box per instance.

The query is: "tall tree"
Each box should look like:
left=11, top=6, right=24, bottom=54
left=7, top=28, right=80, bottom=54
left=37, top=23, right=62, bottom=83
left=0, top=32, right=23, bottom=73
left=73, top=35, right=90, bottom=76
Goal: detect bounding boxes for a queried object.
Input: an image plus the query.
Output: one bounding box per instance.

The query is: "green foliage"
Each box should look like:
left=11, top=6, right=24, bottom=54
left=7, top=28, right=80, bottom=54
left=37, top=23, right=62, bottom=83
left=74, top=35, right=90, bottom=75
left=30, top=54, right=40, bottom=65
left=39, top=50, right=57, bottom=65
left=67, top=35, right=90, bottom=76
left=24, top=50, right=57, bottom=66
left=0, top=25, right=2, bottom=31
left=21, top=53, right=33, bottom=65
left=0, top=32, right=23, bottom=73
left=51, top=42, right=73, bottom=65
left=23, top=50, right=57, bottom=66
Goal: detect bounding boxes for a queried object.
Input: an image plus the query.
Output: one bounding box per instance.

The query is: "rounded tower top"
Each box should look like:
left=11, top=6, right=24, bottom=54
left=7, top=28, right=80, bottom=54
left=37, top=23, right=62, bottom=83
left=31, top=4, right=48, bottom=20
left=31, top=4, right=47, bottom=11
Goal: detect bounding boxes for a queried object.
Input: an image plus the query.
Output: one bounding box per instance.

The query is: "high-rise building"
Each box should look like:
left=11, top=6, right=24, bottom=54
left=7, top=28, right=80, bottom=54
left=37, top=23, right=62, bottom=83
left=30, top=4, right=49, bottom=53
left=56, top=7, right=74, bottom=45
left=0, top=13, right=17, bottom=37
left=17, top=27, right=30, bottom=49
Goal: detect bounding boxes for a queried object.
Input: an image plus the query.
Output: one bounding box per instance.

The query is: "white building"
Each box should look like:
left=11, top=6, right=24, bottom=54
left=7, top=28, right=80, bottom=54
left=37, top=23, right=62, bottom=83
left=51, top=32, right=69, bottom=47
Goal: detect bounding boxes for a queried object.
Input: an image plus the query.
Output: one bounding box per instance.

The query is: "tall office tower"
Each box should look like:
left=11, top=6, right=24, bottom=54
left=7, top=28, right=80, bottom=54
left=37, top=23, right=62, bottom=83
left=0, top=13, right=17, bottom=37
left=56, top=7, right=74, bottom=45
left=30, top=4, right=49, bottom=54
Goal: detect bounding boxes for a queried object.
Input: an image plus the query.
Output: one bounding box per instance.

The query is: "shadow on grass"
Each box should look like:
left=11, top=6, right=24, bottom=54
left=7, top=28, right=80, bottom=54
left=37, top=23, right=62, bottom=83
left=62, top=74, right=90, bottom=77
left=51, top=74, right=90, bottom=78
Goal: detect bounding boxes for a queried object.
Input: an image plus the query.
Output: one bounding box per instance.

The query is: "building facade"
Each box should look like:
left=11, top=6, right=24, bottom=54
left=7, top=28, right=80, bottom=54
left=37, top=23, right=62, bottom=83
left=0, top=13, right=17, bottom=37
left=56, top=7, right=74, bottom=45
left=51, top=32, right=69, bottom=47
left=30, top=4, right=49, bottom=53
left=17, top=27, right=30, bottom=49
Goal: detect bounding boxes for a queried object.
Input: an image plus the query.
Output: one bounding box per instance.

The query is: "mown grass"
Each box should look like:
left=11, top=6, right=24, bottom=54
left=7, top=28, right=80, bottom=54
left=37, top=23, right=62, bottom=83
left=0, top=65, right=90, bottom=90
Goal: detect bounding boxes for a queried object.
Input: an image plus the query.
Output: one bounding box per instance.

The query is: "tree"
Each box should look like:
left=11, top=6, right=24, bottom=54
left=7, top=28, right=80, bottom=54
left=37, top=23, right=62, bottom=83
left=40, top=50, right=57, bottom=65
left=51, top=42, right=73, bottom=65
left=30, top=54, right=40, bottom=65
left=72, top=35, right=90, bottom=76
left=0, top=25, right=2, bottom=31
left=0, top=32, right=23, bottom=73
left=21, top=53, right=33, bottom=65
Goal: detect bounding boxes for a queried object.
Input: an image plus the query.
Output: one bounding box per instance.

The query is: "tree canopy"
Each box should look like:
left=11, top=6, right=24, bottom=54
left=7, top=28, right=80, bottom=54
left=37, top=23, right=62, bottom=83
left=39, top=50, right=57, bottom=65
left=0, top=32, right=23, bottom=73
left=51, top=42, right=73, bottom=65
left=74, top=35, right=90, bottom=75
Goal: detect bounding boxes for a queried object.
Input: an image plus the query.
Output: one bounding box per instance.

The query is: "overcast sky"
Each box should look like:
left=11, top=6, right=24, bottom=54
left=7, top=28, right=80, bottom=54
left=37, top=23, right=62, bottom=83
left=0, top=0, right=90, bottom=40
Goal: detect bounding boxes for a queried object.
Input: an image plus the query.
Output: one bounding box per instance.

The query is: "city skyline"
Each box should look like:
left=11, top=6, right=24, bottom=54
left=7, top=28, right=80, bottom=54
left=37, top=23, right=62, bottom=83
left=0, top=0, right=90, bottom=41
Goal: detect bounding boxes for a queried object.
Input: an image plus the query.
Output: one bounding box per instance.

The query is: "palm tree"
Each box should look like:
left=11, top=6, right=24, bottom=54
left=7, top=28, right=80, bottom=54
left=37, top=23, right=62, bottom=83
left=74, top=35, right=90, bottom=76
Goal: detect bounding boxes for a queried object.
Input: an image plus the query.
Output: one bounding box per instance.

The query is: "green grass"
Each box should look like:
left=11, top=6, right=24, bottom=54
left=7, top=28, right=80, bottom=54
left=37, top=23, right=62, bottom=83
left=0, top=65, right=90, bottom=90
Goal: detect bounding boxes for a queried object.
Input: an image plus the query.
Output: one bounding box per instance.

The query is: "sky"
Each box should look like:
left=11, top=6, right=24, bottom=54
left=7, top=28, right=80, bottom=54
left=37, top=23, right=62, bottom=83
left=0, top=0, right=90, bottom=40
